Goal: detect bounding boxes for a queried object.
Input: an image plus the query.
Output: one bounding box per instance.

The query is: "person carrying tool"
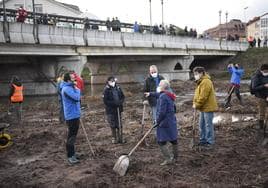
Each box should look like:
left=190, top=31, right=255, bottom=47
left=9, top=75, right=24, bottom=123
left=145, top=80, right=178, bottom=165
left=224, top=63, right=244, bottom=109
left=61, top=73, right=81, bottom=164
left=251, top=64, right=268, bottom=131
left=103, top=76, right=125, bottom=144
left=193, top=67, right=218, bottom=149
left=143, top=65, right=164, bottom=124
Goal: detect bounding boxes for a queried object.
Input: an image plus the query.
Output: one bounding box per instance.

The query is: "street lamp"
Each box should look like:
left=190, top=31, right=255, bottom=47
left=161, top=0, right=164, bottom=27
left=219, top=10, right=222, bottom=25
left=244, top=6, right=248, bottom=23
left=149, top=0, right=152, bottom=27
left=225, top=11, right=228, bottom=40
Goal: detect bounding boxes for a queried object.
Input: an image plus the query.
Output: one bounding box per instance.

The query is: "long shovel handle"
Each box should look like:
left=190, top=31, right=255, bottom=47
left=117, top=108, right=122, bottom=143
left=141, top=104, right=146, bottom=135
left=80, top=119, right=95, bottom=156
left=128, top=124, right=157, bottom=156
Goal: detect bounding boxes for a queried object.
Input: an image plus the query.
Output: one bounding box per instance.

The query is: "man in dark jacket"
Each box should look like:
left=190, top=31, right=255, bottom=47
left=251, top=64, right=268, bottom=130
left=143, top=65, right=164, bottom=123
left=9, top=75, right=23, bottom=123
left=103, top=76, right=125, bottom=144
left=145, top=80, right=178, bottom=165
left=61, top=73, right=81, bottom=164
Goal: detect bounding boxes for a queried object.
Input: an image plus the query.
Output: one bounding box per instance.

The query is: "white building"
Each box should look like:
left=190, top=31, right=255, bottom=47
left=0, top=0, right=97, bottom=19
left=260, top=13, right=268, bottom=40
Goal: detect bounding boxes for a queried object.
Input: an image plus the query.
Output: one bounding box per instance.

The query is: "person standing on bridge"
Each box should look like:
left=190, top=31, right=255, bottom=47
left=9, top=75, right=24, bottom=124
left=193, top=67, right=218, bottom=148
left=143, top=65, right=164, bottom=124
left=103, top=76, right=125, bottom=144
left=224, top=63, right=244, bottom=109
left=16, top=6, right=27, bottom=23
left=61, top=73, right=81, bottom=164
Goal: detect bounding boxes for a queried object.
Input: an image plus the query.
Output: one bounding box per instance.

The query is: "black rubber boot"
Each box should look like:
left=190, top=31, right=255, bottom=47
left=259, top=120, right=264, bottom=129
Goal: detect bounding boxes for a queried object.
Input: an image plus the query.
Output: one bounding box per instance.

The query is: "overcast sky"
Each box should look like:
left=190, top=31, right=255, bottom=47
left=59, top=0, right=268, bottom=33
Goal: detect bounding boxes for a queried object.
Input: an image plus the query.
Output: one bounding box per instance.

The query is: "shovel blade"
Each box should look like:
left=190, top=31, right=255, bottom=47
left=113, top=155, right=130, bottom=176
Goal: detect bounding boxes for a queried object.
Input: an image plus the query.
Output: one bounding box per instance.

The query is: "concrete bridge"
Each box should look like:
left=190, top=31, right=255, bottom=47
left=0, top=21, right=248, bottom=96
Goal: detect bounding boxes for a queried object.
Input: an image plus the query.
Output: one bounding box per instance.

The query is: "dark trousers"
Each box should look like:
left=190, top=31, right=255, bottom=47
left=158, top=140, right=178, bottom=146
left=225, top=85, right=242, bottom=107
left=66, top=118, right=80, bottom=158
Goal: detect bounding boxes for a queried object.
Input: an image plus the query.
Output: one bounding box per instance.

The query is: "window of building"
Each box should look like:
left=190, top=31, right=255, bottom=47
left=34, top=4, right=43, bottom=13
left=14, top=4, right=23, bottom=9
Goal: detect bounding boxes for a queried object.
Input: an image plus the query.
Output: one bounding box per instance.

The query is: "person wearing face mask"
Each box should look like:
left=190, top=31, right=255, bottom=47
left=251, top=64, right=268, bottom=131
left=224, top=63, right=244, bottom=109
left=145, top=80, right=178, bottom=165
left=143, top=65, right=164, bottom=124
left=61, top=73, right=81, bottom=164
left=103, top=76, right=125, bottom=144
left=193, top=67, right=218, bottom=148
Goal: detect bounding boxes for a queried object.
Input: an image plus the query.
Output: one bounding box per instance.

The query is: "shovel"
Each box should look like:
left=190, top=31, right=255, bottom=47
left=140, top=104, right=146, bottom=136
left=80, top=119, right=95, bottom=156
left=113, top=124, right=157, bottom=176
left=189, top=109, right=197, bottom=149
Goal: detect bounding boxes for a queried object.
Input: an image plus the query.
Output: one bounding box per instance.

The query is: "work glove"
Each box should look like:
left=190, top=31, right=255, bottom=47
left=143, top=100, right=149, bottom=105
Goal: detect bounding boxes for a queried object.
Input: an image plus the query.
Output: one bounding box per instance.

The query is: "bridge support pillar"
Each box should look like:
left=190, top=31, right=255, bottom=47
left=56, top=56, right=87, bottom=76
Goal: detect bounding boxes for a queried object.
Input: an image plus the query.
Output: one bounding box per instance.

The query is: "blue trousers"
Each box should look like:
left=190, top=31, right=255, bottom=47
left=199, top=112, right=215, bottom=145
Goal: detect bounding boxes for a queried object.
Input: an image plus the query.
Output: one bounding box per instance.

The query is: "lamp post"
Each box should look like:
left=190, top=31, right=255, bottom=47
left=225, top=11, right=228, bottom=40
left=149, top=0, right=152, bottom=27
left=244, top=6, right=248, bottom=23
left=161, top=0, right=164, bottom=27
left=32, top=0, right=36, bottom=25
left=219, top=10, right=222, bottom=25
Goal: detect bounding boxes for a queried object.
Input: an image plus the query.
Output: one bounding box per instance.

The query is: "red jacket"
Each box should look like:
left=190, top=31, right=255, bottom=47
left=73, top=73, right=84, bottom=91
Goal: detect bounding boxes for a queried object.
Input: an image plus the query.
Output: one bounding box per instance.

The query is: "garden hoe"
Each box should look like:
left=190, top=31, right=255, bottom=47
left=113, top=124, right=157, bottom=176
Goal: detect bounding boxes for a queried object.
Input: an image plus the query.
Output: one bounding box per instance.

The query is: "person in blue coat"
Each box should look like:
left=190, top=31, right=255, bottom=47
left=61, top=73, right=81, bottom=164
left=145, top=80, right=178, bottom=165
left=225, top=63, right=244, bottom=108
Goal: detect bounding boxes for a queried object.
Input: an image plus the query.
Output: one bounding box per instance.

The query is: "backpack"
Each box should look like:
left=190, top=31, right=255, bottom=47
left=249, top=73, right=257, bottom=95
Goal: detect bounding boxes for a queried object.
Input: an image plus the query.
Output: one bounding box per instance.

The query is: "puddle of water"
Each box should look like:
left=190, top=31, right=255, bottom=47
left=212, top=114, right=257, bottom=124
left=16, top=155, right=42, bottom=165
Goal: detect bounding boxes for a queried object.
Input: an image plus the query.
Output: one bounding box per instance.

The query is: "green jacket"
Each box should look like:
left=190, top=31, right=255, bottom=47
left=193, top=74, right=218, bottom=112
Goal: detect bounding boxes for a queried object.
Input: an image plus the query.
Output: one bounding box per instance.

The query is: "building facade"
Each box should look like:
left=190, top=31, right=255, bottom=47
left=260, top=13, right=268, bottom=40
left=204, top=19, right=246, bottom=41
left=246, top=17, right=260, bottom=39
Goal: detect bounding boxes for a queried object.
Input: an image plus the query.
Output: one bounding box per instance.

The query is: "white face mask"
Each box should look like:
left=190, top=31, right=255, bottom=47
left=109, top=81, right=115, bottom=87
left=194, top=74, right=201, bottom=81
left=156, top=86, right=162, bottom=93
left=151, top=73, right=158, bottom=78
left=262, top=72, right=268, bottom=77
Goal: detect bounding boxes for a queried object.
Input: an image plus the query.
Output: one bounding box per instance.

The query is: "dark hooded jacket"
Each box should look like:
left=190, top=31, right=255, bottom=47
left=143, top=74, right=164, bottom=106
left=103, top=84, right=125, bottom=114
left=252, top=70, right=268, bottom=99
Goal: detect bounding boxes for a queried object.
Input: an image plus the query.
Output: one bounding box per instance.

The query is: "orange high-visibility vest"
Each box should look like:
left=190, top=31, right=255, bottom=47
left=11, top=84, right=23, bottom=102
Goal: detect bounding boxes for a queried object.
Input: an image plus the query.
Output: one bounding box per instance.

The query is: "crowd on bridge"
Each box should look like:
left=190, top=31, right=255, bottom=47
left=5, top=61, right=267, bottom=166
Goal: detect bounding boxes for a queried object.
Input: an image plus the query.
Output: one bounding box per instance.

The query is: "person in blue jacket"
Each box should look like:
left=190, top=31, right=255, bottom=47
left=145, top=80, right=178, bottom=166
left=225, top=63, right=244, bottom=108
left=61, top=72, right=81, bottom=164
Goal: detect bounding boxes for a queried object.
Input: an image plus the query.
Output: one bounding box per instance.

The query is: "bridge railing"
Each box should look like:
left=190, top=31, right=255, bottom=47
left=0, top=21, right=248, bottom=51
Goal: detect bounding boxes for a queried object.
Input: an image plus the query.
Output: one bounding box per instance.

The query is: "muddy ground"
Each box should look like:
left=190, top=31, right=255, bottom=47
left=0, top=80, right=267, bottom=188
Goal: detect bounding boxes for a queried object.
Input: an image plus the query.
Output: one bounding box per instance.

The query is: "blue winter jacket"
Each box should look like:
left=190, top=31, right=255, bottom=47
left=228, top=66, right=244, bottom=85
left=61, top=82, right=81, bottom=121
left=154, top=91, right=178, bottom=142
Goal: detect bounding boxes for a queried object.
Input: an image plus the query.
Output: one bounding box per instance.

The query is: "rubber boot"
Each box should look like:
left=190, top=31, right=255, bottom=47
left=159, top=145, right=172, bottom=166
left=111, top=128, right=118, bottom=144
left=171, top=144, right=178, bottom=163
left=259, top=120, right=264, bottom=129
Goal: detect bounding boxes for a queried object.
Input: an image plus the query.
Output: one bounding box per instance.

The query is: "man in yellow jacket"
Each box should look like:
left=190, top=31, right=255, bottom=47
left=193, top=67, right=218, bottom=147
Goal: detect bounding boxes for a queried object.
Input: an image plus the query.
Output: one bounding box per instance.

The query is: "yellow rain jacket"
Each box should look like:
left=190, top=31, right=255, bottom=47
left=193, top=74, right=218, bottom=112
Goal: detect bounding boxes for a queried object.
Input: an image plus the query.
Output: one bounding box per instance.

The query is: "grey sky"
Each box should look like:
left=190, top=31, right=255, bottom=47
left=59, top=0, right=268, bottom=33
